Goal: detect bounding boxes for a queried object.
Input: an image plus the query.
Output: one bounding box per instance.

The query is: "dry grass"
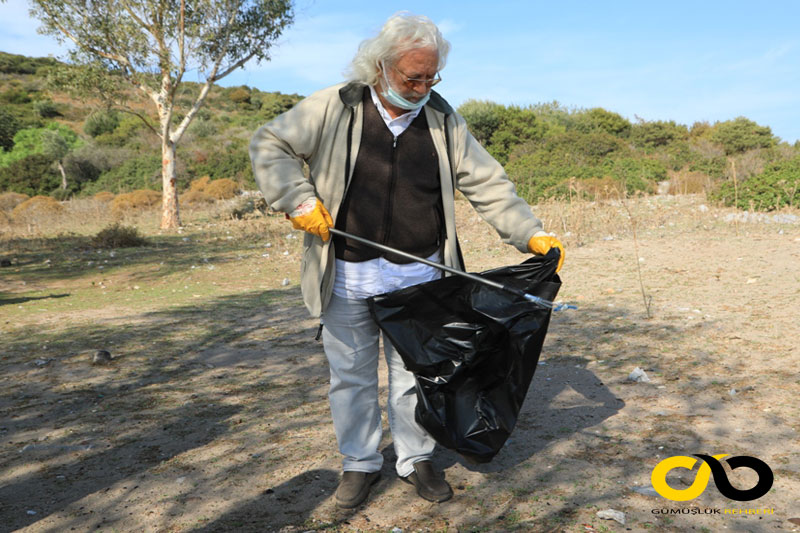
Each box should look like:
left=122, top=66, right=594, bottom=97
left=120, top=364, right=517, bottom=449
left=0, top=192, right=30, bottom=212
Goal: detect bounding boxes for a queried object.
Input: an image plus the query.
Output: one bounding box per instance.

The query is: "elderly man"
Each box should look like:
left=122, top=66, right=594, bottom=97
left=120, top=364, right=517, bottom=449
left=250, top=12, right=564, bottom=508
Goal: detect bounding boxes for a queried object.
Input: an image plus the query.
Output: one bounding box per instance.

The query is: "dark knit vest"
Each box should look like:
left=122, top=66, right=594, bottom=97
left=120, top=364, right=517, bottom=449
left=334, top=89, right=442, bottom=264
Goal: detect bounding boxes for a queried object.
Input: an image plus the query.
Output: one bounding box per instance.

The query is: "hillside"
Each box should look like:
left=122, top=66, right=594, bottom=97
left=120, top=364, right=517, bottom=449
left=1, top=51, right=799, bottom=210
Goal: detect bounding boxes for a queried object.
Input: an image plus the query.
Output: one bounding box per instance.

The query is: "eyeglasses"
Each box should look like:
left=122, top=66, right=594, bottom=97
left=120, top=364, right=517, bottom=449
left=391, top=65, right=442, bottom=88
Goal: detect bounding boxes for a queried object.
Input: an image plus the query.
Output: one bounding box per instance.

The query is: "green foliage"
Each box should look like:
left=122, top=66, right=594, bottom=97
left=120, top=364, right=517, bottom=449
left=574, top=108, right=632, bottom=137
left=0, top=108, right=21, bottom=152
left=84, top=109, right=121, bottom=137
left=187, top=145, right=253, bottom=185
left=0, top=154, right=61, bottom=195
left=0, top=52, right=58, bottom=75
left=63, top=144, right=131, bottom=191
left=93, top=115, right=152, bottom=147
left=710, top=117, right=776, bottom=155
left=33, top=99, right=61, bottom=118
left=711, top=155, right=800, bottom=210
left=487, top=105, right=547, bottom=165
left=631, top=120, right=689, bottom=148
left=84, top=153, right=162, bottom=194
left=0, top=122, right=81, bottom=168
left=1, top=88, right=32, bottom=105
left=457, top=99, right=504, bottom=145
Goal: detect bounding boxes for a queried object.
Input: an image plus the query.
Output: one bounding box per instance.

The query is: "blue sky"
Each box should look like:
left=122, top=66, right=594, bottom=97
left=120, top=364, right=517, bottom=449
left=2, top=0, right=799, bottom=143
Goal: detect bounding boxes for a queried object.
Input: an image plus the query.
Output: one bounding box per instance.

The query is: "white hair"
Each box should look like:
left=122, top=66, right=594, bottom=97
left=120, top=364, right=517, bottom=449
left=346, top=12, right=451, bottom=86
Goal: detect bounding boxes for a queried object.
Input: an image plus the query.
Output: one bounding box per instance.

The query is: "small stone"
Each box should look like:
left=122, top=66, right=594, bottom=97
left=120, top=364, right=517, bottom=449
left=27, top=510, right=37, bottom=515
left=282, top=251, right=289, bottom=256
left=281, top=278, right=290, bottom=286
left=631, top=485, right=659, bottom=497
left=699, top=204, right=709, bottom=212
left=627, top=367, right=650, bottom=383
left=596, top=509, right=625, bottom=525
left=91, top=350, right=112, bottom=365
left=391, top=528, right=403, bottom=533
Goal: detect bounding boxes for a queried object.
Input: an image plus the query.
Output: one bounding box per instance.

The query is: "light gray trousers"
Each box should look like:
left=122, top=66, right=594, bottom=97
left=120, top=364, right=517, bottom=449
left=321, top=294, right=436, bottom=477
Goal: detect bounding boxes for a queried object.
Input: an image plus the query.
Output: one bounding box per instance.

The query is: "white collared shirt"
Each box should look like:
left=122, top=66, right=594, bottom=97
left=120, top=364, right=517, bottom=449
left=368, top=85, right=422, bottom=137
left=332, top=86, right=439, bottom=300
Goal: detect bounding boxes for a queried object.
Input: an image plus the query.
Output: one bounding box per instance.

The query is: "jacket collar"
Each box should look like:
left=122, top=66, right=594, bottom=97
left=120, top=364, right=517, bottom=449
left=339, top=81, right=453, bottom=115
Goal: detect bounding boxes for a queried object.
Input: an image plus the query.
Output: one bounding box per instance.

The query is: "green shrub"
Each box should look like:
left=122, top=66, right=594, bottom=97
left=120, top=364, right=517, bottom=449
left=84, top=109, right=121, bottom=137
left=631, top=120, right=689, bottom=148
left=33, top=100, right=61, bottom=118
left=0, top=109, right=21, bottom=152
left=710, top=117, right=776, bottom=155
left=85, top=153, right=162, bottom=194
left=457, top=99, right=504, bottom=145
left=573, top=108, right=632, bottom=137
left=710, top=155, right=800, bottom=210
left=91, top=223, right=148, bottom=248
left=0, top=154, right=60, bottom=195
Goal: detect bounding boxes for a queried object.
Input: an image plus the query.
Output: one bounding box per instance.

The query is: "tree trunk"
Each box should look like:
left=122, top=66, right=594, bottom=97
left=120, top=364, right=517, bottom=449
left=160, top=140, right=181, bottom=229
left=57, top=161, right=67, bottom=190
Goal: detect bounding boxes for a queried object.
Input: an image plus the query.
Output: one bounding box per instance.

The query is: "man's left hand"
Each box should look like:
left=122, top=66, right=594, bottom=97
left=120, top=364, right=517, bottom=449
left=527, top=234, right=565, bottom=273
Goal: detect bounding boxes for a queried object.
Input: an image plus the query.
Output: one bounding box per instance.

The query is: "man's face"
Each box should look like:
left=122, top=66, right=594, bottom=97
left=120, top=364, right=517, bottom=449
left=383, top=47, right=439, bottom=102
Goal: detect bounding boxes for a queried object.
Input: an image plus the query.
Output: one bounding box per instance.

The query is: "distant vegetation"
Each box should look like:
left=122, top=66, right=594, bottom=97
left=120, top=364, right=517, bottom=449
left=1, top=51, right=798, bottom=211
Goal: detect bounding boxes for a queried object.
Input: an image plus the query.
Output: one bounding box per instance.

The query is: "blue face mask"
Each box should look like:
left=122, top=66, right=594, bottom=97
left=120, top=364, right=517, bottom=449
left=380, top=63, right=430, bottom=111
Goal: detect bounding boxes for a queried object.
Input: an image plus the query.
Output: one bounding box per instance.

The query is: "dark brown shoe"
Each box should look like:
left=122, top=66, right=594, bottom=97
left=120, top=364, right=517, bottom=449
left=401, top=460, right=453, bottom=502
left=334, top=471, right=381, bottom=508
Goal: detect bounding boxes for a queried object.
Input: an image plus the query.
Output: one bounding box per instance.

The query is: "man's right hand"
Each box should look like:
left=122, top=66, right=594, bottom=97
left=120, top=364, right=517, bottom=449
left=288, top=198, right=334, bottom=242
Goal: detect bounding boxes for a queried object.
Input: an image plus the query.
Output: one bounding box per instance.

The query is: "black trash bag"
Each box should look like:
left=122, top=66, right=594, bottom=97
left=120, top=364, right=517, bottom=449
left=368, top=249, right=561, bottom=464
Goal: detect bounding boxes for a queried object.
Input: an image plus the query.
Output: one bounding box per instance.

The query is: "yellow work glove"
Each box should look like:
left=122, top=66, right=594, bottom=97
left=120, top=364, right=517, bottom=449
left=288, top=198, right=333, bottom=242
left=527, top=234, right=565, bottom=273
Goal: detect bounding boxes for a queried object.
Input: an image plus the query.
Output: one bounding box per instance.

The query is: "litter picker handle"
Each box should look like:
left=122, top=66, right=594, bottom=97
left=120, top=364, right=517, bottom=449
left=327, top=228, right=573, bottom=310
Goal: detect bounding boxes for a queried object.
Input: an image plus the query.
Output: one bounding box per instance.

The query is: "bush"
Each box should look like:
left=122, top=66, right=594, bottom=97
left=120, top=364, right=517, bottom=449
left=33, top=100, right=61, bottom=118
left=86, top=153, right=162, bottom=194
left=93, top=191, right=115, bottom=203
left=189, top=175, right=211, bottom=192
left=205, top=178, right=240, bottom=199
left=711, top=155, right=800, bottom=210
left=0, top=108, right=21, bottom=152
left=0, top=192, right=30, bottom=212
left=457, top=99, right=504, bottom=145
left=630, top=120, right=688, bottom=148
left=91, top=223, right=148, bottom=248
left=574, top=108, right=631, bottom=137
left=180, top=189, right=213, bottom=204
left=84, top=109, right=121, bottom=137
left=63, top=144, right=132, bottom=193
left=11, top=195, right=63, bottom=219
left=228, top=87, right=251, bottom=105
left=0, top=153, right=60, bottom=195
left=188, top=148, right=251, bottom=183
left=110, top=189, right=161, bottom=218
left=710, top=117, right=775, bottom=155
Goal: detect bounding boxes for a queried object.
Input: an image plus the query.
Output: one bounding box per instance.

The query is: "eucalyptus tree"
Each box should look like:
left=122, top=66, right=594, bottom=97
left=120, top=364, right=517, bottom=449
left=29, top=0, right=294, bottom=228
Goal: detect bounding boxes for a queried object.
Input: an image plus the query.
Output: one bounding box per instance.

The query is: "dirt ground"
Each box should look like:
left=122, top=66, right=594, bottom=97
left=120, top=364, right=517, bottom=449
left=1, top=194, right=799, bottom=532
